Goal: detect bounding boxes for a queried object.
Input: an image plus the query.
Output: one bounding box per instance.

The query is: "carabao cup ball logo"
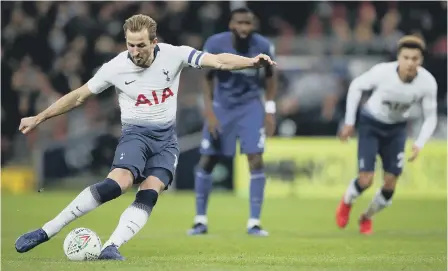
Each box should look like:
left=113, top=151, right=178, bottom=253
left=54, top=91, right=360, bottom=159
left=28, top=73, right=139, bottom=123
left=76, top=234, right=92, bottom=250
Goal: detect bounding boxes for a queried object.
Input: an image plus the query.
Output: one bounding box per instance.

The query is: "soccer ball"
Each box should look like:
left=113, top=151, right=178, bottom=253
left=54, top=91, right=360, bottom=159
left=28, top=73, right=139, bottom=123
left=63, top=228, right=102, bottom=261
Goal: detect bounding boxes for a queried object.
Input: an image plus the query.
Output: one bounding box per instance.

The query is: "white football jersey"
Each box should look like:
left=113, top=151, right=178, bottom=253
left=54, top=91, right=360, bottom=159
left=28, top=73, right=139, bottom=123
left=345, top=61, right=438, bottom=148
left=87, top=43, right=205, bottom=128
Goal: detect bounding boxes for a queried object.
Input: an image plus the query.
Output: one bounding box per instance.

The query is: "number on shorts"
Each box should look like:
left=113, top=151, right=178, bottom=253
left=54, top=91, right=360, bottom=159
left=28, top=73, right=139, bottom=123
left=397, top=152, right=405, bottom=168
left=257, top=128, right=266, bottom=149
left=173, top=154, right=178, bottom=168
left=359, top=158, right=365, bottom=169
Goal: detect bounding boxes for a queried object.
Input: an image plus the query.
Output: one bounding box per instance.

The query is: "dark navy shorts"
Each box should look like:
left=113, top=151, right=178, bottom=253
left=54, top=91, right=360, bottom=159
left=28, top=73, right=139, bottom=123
left=110, top=124, right=179, bottom=189
left=357, top=110, right=407, bottom=176
left=200, top=99, right=265, bottom=157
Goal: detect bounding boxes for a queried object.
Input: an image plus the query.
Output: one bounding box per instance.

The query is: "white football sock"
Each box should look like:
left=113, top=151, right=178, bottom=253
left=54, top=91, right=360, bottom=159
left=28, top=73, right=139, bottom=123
left=247, top=218, right=260, bottom=229
left=364, top=189, right=392, bottom=219
left=103, top=203, right=151, bottom=249
left=194, top=215, right=208, bottom=225
left=42, top=187, right=101, bottom=238
left=343, top=178, right=362, bottom=205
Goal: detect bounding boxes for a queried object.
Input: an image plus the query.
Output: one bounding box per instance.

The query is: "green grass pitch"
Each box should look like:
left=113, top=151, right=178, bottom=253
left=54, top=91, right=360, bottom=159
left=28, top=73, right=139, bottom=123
left=1, top=191, right=446, bottom=271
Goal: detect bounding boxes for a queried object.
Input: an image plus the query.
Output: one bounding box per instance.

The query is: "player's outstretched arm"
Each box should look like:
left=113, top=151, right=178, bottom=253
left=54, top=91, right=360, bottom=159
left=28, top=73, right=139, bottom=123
left=202, top=70, right=220, bottom=138
left=201, top=53, right=276, bottom=71
left=414, top=103, right=437, bottom=149
left=264, top=63, right=277, bottom=137
left=19, top=85, right=93, bottom=134
left=410, top=83, right=438, bottom=161
left=20, top=58, right=113, bottom=135
left=344, top=68, right=381, bottom=125
left=340, top=64, right=382, bottom=141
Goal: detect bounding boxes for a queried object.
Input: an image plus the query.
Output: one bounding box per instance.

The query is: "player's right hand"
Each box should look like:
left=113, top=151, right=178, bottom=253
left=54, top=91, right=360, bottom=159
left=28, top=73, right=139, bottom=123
left=339, top=125, right=355, bottom=142
left=19, top=116, right=39, bottom=135
left=205, top=111, right=220, bottom=139
left=251, top=54, right=276, bottom=68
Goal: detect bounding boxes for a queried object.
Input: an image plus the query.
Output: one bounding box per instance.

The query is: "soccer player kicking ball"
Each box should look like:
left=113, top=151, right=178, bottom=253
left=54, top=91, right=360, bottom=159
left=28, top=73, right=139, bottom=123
left=187, top=8, right=277, bottom=237
left=14, top=14, right=276, bottom=260
left=336, top=35, right=438, bottom=235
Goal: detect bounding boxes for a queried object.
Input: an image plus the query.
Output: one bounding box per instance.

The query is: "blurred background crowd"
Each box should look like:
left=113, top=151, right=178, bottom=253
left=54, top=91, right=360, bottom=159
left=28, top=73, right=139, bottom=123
left=1, top=2, right=446, bottom=182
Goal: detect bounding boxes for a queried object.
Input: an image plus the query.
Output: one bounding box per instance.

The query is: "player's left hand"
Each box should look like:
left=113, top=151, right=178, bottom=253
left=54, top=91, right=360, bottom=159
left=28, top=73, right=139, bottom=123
left=19, top=116, right=39, bottom=135
left=252, top=54, right=276, bottom=68
left=408, top=145, right=420, bottom=162
left=339, top=125, right=355, bottom=142
left=265, top=113, right=276, bottom=137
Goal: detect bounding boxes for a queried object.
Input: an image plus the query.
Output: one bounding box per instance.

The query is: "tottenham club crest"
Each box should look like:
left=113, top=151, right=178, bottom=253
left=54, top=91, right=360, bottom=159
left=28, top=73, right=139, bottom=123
left=162, top=69, right=170, bottom=82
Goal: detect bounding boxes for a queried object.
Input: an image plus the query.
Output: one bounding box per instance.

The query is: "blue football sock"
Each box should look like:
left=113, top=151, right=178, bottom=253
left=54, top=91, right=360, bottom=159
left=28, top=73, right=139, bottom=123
left=249, top=169, right=266, bottom=220
left=195, top=168, right=213, bottom=217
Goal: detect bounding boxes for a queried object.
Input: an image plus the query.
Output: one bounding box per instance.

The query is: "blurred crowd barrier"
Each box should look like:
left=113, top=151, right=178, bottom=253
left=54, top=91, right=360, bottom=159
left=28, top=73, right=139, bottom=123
left=235, top=138, right=447, bottom=199
left=1, top=1, right=446, bottom=194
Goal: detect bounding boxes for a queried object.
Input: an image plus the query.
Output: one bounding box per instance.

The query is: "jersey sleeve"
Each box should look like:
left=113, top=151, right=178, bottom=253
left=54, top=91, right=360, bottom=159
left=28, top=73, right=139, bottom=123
left=350, top=63, right=384, bottom=91
left=87, top=62, right=114, bottom=94
left=414, top=78, right=438, bottom=148
left=177, top=45, right=206, bottom=69
left=344, top=63, right=385, bottom=125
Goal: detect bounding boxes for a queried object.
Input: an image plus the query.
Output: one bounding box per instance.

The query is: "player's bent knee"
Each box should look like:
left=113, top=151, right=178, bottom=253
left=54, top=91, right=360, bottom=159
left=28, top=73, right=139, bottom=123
left=247, top=153, right=263, bottom=171
left=358, top=172, right=374, bottom=188
left=91, top=178, right=123, bottom=203
left=107, top=168, right=134, bottom=191
left=383, top=173, right=399, bottom=190
left=198, top=155, right=219, bottom=173
left=140, top=168, right=171, bottom=193
left=140, top=177, right=165, bottom=193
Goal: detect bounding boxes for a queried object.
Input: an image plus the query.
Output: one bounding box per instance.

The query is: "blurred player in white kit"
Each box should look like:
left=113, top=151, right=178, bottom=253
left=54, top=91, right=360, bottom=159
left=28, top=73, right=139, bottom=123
left=14, top=14, right=275, bottom=260
left=336, top=35, right=438, bottom=235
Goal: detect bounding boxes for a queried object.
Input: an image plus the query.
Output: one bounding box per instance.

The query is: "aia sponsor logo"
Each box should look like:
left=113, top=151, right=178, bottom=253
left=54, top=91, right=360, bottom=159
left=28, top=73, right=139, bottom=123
left=135, top=88, right=174, bottom=106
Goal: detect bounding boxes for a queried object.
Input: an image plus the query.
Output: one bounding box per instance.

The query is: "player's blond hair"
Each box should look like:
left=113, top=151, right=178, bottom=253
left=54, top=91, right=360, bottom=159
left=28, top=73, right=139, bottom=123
left=397, top=35, right=426, bottom=52
left=123, top=14, right=157, bottom=40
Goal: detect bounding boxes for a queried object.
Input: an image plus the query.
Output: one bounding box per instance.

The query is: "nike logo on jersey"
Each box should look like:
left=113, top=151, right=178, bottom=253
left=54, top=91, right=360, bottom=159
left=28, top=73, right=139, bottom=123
left=125, top=80, right=136, bottom=85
